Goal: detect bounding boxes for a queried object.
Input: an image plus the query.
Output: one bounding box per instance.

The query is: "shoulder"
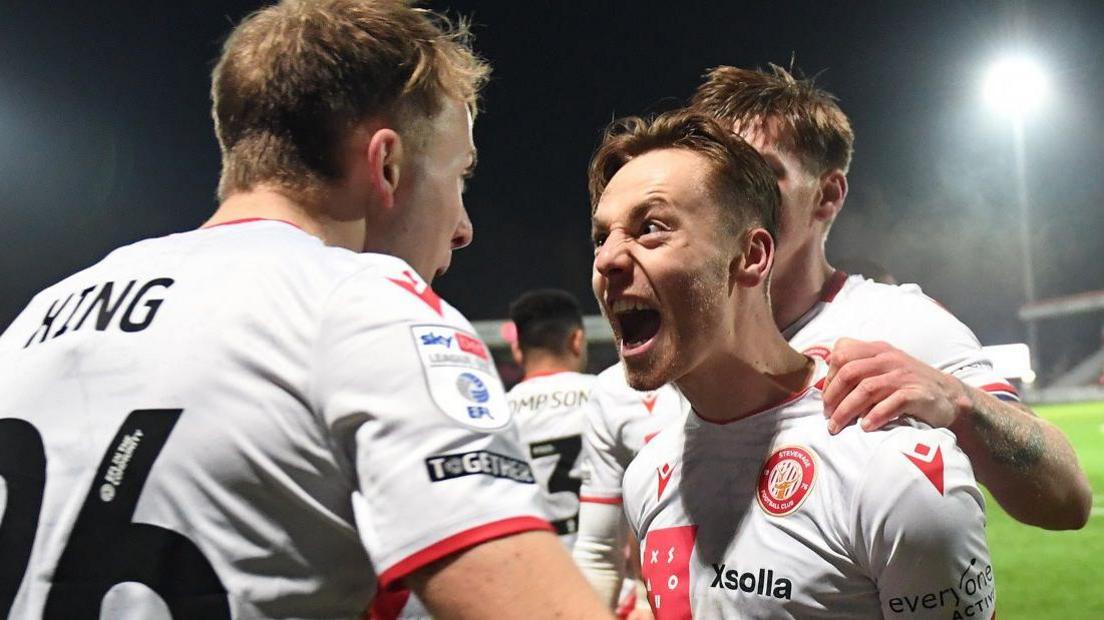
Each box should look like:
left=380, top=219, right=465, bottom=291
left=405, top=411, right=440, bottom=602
left=833, top=278, right=985, bottom=363
left=623, top=423, right=680, bottom=488
left=832, top=420, right=977, bottom=513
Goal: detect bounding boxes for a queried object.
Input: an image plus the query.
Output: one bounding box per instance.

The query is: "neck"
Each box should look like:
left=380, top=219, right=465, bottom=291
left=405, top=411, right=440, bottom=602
left=205, top=187, right=367, bottom=252
left=677, top=302, right=812, bottom=423
left=522, top=353, right=580, bottom=379
left=770, top=242, right=835, bottom=331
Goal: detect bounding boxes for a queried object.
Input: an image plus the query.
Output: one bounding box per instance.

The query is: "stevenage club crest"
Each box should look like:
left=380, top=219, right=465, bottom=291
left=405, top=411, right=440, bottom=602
left=757, top=446, right=817, bottom=517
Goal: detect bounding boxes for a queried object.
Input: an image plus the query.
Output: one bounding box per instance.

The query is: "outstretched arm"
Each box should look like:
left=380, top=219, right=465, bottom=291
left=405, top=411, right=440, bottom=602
left=824, top=338, right=1092, bottom=530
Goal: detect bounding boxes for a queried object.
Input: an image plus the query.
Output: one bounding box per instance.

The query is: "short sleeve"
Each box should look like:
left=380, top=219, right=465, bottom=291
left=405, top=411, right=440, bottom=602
left=851, top=429, right=996, bottom=619
left=863, top=288, right=1019, bottom=402
left=578, top=386, right=629, bottom=505
left=312, top=269, right=550, bottom=590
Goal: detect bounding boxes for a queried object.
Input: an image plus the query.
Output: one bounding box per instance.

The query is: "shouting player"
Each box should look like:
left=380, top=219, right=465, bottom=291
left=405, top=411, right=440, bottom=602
left=591, top=109, right=996, bottom=618
left=506, top=289, right=594, bottom=547
left=574, top=65, right=1091, bottom=607
left=0, top=1, right=610, bottom=618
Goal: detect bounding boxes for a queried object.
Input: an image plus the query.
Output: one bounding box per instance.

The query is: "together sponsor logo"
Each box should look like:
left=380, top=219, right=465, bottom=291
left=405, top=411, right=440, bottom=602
left=425, top=450, right=536, bottom=484
left=886, top=557, right=994, bottom=618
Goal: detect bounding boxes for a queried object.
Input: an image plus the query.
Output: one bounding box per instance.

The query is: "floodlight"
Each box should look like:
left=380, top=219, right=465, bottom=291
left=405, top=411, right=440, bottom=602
left=982, top=56, right=1049, bottom=119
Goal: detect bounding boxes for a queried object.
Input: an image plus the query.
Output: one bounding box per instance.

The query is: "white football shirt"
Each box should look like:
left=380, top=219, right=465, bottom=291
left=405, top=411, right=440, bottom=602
left=577, top=367, right=690, bottom=507
left=785, top=271, right=1019, bottom=400
left=623, top=362, right=995, bottom=619
left=0, top=219, right=549, bottom=619
left=507, top=370, right=596, bottom=548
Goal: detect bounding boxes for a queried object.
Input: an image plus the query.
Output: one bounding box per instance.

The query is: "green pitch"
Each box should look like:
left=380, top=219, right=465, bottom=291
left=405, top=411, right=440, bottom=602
left=985, top=400, right=1104, bottom=619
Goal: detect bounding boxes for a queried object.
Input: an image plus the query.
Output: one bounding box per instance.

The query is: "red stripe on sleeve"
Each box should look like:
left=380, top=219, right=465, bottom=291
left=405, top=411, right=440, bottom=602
left=979, top=382, right=1019, bottom=396
left=580, top=495, right=623, bottom=505
left=377, top=516, right=552, bottom=590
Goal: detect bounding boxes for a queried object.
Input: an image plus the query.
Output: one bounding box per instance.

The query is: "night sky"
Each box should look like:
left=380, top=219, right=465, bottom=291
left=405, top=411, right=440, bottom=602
left=3, top=1, right=1103, bottom=377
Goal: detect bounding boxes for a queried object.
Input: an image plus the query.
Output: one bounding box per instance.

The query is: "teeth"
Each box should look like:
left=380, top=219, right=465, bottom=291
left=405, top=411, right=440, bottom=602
left=611, top=299, right=653, bottom=314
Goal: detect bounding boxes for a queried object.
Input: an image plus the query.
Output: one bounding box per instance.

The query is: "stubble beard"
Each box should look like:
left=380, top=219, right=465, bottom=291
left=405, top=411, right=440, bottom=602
left=622, top=258, right=730, bottom=393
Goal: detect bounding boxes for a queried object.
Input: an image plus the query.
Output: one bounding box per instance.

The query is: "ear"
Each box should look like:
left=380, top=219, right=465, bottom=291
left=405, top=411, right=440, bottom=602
left=364, top=128, right=404, bottom=212
left=570, top=328, right=586, bottom=357
left=815, top=169, right=847, bottom=223
left=730, top=227, right=775, bottom=289
left=509, top=340, right=523, bottom=366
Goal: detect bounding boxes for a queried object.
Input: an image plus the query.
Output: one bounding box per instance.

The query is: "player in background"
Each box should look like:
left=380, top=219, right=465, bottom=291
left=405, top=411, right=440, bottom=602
left=573, top=64, right=1090, bottom=607
left=593, top=109, right=995, bottom=619
left=0, top=1, right=610, bottom=618
left=505, top=289, right=595, bottom=548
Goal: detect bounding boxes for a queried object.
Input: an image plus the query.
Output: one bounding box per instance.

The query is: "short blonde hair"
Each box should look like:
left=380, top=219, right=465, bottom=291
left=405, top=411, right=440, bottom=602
left=691, top=64, right=854, bottom=176
left=211, top=0, right=490, bottom=201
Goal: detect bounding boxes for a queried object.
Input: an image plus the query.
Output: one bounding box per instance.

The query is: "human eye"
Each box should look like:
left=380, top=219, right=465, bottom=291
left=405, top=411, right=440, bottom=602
left=592, top=231, right=608, bottom=249
left=641, top=220, right=666, bottom=236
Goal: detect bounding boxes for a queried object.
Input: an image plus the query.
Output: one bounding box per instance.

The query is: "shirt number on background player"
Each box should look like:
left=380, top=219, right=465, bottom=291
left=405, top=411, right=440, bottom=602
left=0, top=410, right=230, bottom=619
left=528, top=435, right=582, bottom=535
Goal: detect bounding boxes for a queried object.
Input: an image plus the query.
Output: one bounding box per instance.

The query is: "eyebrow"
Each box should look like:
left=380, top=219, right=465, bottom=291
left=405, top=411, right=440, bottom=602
left=591, top=197, right=673, bottom=235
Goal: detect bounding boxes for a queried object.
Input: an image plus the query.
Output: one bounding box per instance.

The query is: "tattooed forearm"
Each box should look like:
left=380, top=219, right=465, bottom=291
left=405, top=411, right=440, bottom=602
left=967, top=400, right=1046, bottom=471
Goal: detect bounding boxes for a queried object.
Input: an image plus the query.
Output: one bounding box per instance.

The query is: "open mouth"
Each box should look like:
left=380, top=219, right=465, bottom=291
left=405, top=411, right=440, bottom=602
left=612, top=300, right=661, bottom=352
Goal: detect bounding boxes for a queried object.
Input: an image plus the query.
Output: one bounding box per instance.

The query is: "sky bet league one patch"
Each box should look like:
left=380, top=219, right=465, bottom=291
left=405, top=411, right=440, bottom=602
left=410, top=324, right=511, bottom=432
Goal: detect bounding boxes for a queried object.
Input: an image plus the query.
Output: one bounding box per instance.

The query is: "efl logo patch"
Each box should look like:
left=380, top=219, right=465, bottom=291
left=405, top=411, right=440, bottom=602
left=411, top=325, right=509, bottom=432
left=757, top=445, right=817, bottom=517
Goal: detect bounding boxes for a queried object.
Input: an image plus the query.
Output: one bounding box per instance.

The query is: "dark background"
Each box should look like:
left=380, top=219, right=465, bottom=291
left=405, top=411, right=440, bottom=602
left=2, top=1, right=1102, bottom=380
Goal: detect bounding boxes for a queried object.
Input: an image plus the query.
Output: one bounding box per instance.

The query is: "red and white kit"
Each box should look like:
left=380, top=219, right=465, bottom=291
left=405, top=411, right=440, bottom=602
left=507, top=370, right=597, bottom=548
left=578, top=366, right=690, bottom=506
left=623, top=362, right=996, bottom=619
left=582, top=270, right=1018, bottom=508
left=0, top=220, right=548, bottom=619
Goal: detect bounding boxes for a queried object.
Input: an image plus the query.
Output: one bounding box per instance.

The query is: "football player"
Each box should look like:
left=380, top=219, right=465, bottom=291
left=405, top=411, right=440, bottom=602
left=506, top=289, right=594, bottom=548
left=0, top=2, right=610, bottom=618
left=573, top=65, right=1090, bottom=607
left=591, top=109, right=995, bottom=618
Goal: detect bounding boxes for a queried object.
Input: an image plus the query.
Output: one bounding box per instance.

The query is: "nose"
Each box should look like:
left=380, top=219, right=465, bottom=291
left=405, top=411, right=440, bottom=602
left=452, top=207, right=473, bottom=250
left=593, top=229, right=632, bottom=280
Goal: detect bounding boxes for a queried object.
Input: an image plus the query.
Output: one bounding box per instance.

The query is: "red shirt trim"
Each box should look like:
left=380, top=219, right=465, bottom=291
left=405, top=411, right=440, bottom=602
left=377, top=516, right=552, bottom=590
left=821, top=270, right=848, bottom=302
left=522, top=369, right=570, bottom=382
left=979, top=382, right=1019, bottom=396
left=201, top=217, right=303, bottom=231
left=580, top=495, right=623, bottom=505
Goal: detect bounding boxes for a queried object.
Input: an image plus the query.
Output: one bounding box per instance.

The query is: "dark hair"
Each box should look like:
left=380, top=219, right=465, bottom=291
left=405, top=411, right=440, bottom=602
left=690, top=64, right=854, bottom=175
left=509, top=289, right=584, bottom=355
left=588, top=109, right=780, bottom=238
left=211, top=0, right=490, bottom=202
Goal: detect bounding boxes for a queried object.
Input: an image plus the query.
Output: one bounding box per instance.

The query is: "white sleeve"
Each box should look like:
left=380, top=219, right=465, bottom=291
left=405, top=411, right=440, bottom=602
left=573, top=386, right=629, bottom=607
left=313, top=270, right=550, bottom=590
left=851, top=429, right=996, bottom=619
left=578, top=386, right=630, bottom=503
left=865, top=288, right=1019, bottom=401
